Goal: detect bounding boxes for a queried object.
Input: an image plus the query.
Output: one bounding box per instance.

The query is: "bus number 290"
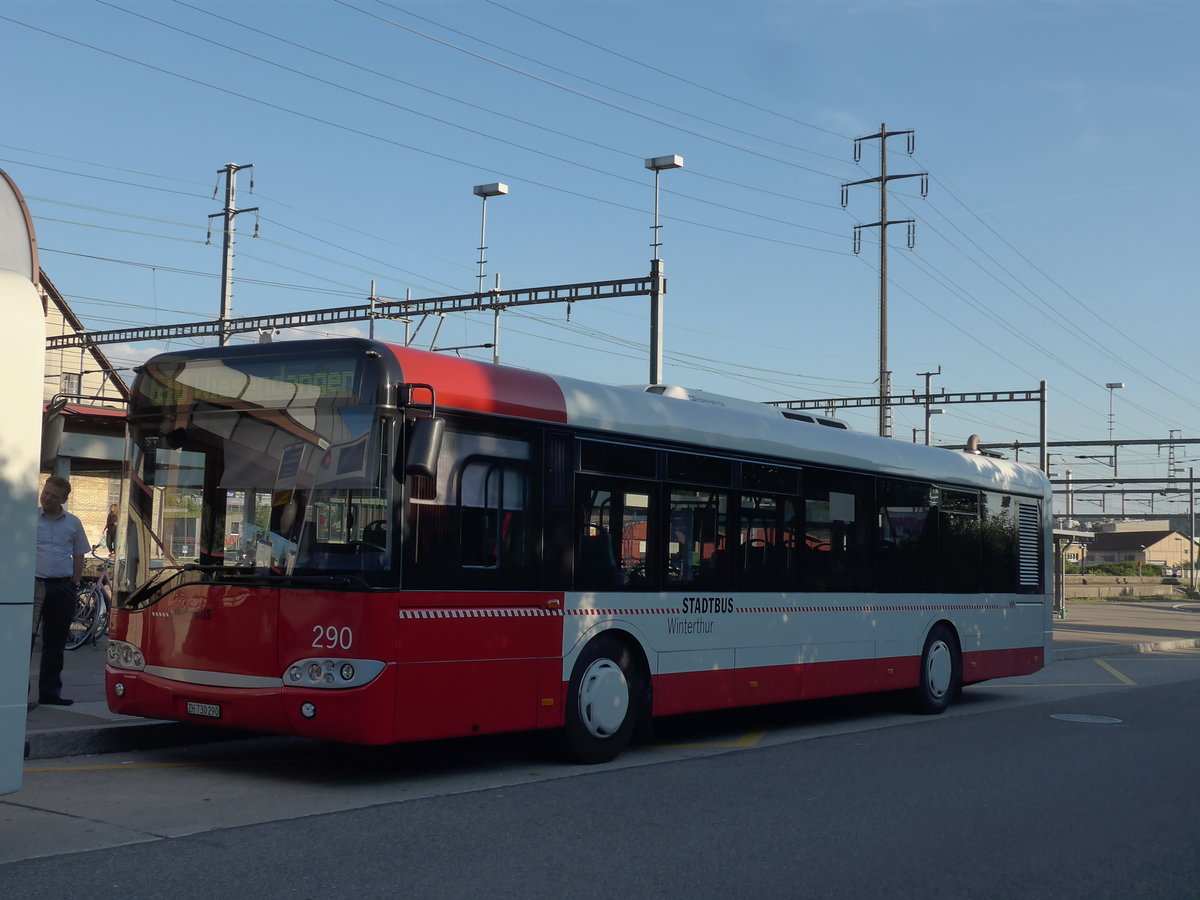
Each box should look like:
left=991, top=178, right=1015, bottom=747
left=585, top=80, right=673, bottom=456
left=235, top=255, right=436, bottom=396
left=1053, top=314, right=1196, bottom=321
left=312, top=625, right=353, bottom=651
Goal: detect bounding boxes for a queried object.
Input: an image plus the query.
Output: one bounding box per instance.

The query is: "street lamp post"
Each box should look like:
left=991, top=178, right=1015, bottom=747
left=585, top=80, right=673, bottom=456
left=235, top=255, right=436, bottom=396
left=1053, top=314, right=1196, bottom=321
left=924, top=407, right=944, bottom=446
left=1105, top=381, right=1124, bottom=440
left=644, top=155, right=682, bottom=386
left=473, top=182, right=508, bottom=364
left=1191, top=466, right=1196, bottom=592
left=1066, top=468, right=1073, bottom=522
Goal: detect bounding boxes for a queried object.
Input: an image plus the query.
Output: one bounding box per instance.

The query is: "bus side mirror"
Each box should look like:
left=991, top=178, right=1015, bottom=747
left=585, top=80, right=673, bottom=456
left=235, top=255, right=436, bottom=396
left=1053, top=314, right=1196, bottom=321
left=403, top=416, right=444, bottom=479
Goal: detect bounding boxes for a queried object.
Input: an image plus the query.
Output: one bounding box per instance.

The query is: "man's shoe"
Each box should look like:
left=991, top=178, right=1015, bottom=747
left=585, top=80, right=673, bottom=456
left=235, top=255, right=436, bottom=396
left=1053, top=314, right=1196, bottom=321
left=39, top=696, right=74, bottom=706
left=27, top=701, right=37, bottom=712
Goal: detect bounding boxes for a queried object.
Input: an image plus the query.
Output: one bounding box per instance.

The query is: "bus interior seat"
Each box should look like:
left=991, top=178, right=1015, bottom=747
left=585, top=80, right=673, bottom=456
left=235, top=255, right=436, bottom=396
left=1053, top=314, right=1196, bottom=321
left=362, top=520, right=388, bottom=547
left=578, top=528, right=621, bottom=587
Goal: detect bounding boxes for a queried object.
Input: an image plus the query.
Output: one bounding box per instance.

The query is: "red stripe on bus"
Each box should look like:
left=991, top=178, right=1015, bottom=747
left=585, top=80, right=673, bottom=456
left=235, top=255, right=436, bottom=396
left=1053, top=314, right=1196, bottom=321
left=963, top=647, right=1044, bottom=683
left=386, top=345, right=568, bottom=423
left=649, top=646, right=1044, bottom=717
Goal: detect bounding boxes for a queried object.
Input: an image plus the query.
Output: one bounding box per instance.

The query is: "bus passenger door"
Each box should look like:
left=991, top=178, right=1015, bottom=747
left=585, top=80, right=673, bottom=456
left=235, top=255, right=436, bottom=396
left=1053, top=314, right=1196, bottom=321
left=397, top=436, right=550, bottom=741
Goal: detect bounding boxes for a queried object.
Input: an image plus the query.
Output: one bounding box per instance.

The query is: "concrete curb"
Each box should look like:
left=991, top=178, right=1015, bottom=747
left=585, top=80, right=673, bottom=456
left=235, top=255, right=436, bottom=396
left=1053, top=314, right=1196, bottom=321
left=25, top=721, right=254, bottom=761
left=1053, top=637, right=1200, bottom=661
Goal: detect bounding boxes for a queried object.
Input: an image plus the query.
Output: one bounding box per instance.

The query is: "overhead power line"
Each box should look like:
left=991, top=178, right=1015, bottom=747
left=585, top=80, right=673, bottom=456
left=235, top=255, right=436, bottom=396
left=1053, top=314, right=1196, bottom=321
left=481, top=0, right=852, bottom=144
left=344, top=0, right=848, bottom=177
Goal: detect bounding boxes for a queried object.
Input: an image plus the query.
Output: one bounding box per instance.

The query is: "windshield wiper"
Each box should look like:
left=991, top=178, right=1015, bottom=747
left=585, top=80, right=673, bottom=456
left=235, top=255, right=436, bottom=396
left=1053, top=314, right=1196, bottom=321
left=122, top=565, right=203, bottom=611
left=123, top=565, right=374, bottom=609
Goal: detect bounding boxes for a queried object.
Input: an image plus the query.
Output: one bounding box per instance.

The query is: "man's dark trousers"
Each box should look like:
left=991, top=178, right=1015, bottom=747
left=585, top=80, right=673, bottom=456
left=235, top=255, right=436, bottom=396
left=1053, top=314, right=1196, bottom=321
left=36, top=579, right=75, bottom=701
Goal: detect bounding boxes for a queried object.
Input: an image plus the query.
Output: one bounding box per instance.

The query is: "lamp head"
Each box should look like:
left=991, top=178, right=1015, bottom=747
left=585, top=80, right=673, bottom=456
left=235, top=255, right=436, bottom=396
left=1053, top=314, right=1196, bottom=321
left=644, top=155, right=683, bottom=171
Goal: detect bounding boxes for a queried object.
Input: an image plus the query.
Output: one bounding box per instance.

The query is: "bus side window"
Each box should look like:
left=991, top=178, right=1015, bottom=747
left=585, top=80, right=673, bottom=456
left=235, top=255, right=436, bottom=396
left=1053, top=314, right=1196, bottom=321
left=877, top=479, right=937, bottom=593
left=804, top=469, right=874, bottom=592
left=738, top=493, right=800, bottom=590
left=460, top=459, right=530, bottom=573
left=981, top=491, right=1019, bottom=593
left=940, top=488, right=981, bottom=593
left=666, top=486, right=730, bottom=589
left=578, top=526, right=621, bottom=588
left=575, top=479, right=653, bottom=591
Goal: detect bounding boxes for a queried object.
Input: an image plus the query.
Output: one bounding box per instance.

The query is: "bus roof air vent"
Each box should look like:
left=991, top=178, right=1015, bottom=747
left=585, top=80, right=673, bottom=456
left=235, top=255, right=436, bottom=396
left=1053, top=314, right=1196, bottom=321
left=645, top=384, right=690, bottom=399
left=963, top=434, right=1005, bottom=458
left=782, top=410, right=851, bottom=430
left=649, top=385, right=852, bottom=430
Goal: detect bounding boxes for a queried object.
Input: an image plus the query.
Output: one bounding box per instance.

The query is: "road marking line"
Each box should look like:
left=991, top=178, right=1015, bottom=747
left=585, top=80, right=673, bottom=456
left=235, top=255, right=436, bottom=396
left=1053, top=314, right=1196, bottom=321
left=24, top=758, right=300, bottom=774
left=1095, top=659, right=1136, bottom=686
left=986, top=683, right=1117, bottom=688
left=659, top=729, right=767, bottom=750
left=24, top=761, right=195, bottom=773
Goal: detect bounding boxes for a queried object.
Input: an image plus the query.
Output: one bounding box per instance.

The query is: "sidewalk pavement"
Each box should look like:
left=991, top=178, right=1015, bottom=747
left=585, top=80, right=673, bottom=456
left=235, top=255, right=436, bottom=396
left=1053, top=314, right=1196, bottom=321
left=23, top=600, right=1200, bottom=761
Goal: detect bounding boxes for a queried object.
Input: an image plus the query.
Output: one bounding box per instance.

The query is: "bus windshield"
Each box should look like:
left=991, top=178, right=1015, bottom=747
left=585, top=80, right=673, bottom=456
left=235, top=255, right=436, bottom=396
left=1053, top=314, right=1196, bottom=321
left=119, top=344, right=395, bottom=599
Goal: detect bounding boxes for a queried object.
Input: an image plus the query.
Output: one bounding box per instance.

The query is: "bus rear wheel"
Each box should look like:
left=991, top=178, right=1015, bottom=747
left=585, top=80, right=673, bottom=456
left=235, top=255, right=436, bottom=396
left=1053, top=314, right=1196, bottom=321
left=564, top=634, right=641, bottom=764
left=914, top=624, right=961, bottom=714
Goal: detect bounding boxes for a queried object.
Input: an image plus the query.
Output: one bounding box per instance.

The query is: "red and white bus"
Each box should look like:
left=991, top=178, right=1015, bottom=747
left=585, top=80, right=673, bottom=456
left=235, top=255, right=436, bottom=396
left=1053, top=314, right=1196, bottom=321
left=106, top=338, right=1052, bottom=762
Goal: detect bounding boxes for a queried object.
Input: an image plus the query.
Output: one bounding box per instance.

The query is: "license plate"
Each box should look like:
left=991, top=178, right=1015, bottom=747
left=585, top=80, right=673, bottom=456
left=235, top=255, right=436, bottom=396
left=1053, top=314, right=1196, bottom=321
left=186, top=701, right=221, bottom=719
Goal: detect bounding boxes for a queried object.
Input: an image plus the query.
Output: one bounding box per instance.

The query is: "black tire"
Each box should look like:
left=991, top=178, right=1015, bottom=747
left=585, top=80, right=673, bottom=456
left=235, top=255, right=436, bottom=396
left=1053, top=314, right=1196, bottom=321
left=65, top=587, right=98, bottom=651
left=563, top=634, right=642, bottom=764
left=94, top=597, right=110, bottom=643
left=914, top=624, right=961, bottom=714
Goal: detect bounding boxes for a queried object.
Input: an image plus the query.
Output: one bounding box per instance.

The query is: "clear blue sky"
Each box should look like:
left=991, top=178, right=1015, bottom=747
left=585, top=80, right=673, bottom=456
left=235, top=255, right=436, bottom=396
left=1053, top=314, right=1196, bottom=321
left=3, top=0, right=1197, bottom=505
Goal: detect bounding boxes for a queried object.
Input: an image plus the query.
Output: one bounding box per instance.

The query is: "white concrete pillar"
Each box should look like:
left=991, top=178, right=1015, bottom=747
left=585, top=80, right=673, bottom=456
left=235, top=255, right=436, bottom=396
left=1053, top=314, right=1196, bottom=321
left=0, top=170, right=45, bottom=794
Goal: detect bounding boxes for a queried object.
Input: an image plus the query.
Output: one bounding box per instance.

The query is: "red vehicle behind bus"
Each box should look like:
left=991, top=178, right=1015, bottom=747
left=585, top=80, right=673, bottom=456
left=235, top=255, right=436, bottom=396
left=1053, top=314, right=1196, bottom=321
left=106, top=339, right=1051, bottom=762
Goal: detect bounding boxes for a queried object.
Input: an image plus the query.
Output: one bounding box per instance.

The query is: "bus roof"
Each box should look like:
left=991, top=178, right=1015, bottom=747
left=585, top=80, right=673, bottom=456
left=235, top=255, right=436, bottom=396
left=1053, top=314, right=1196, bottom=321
left=382, top=342, right=1049, bottom=498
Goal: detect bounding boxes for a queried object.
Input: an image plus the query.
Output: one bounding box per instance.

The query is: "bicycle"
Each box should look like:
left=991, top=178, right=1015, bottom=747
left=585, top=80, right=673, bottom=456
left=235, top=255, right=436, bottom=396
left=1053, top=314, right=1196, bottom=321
left=66, top=548, right=112, bottom=651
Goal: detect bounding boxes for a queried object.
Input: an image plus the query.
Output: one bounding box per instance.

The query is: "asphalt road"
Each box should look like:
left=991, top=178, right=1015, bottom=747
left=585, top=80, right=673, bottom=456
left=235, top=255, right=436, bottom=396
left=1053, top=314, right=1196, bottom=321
left=5, top=649, right=1200, bottom=898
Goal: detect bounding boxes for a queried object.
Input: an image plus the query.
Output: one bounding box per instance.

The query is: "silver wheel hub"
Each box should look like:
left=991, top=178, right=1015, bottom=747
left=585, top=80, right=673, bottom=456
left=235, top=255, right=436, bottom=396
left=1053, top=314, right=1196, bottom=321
left=577, top=657, right=629, bottom=738
left=925, top=640, right=952, bottom=699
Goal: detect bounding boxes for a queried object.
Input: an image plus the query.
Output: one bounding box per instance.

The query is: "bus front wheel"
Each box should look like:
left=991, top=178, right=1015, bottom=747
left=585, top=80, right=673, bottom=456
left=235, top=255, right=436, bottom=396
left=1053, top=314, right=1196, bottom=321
left=914, top=624, right=961, bottom=714
left=564, top=634, right=641, bottom=764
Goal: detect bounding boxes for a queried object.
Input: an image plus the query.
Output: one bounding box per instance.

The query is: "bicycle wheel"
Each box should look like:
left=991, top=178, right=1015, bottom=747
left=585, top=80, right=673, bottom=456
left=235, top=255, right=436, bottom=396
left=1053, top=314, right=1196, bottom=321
left=93, top=594, right=110, bottom=644
left=65, top=586, right=98, bottom=651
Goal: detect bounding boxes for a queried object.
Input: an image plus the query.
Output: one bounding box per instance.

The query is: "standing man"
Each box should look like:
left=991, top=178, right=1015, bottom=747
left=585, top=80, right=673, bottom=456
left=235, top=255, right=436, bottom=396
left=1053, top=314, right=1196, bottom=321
left=32, top=475, right=90, bottom=708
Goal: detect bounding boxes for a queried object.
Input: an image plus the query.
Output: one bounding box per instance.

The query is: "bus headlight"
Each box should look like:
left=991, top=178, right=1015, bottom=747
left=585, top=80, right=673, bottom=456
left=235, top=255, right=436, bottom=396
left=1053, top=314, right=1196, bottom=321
left=281, top=658, right=385, bottom=689
left=107, top=640, right=145, bottom=671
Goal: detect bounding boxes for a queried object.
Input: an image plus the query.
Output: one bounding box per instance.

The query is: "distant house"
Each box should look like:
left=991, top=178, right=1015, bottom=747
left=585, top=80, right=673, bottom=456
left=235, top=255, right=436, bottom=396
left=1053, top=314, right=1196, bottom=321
left=1085, top=529, right=1196, bottom=569
left=40, top=270, right=129, bottom=550
left=1058, top=535, right=1090, bottom=567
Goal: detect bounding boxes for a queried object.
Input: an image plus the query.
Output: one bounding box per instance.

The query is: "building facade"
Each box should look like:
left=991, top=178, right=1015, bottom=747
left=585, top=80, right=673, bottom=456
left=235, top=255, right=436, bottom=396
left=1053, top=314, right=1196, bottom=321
left=40, top=271, right=128, bottom=550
